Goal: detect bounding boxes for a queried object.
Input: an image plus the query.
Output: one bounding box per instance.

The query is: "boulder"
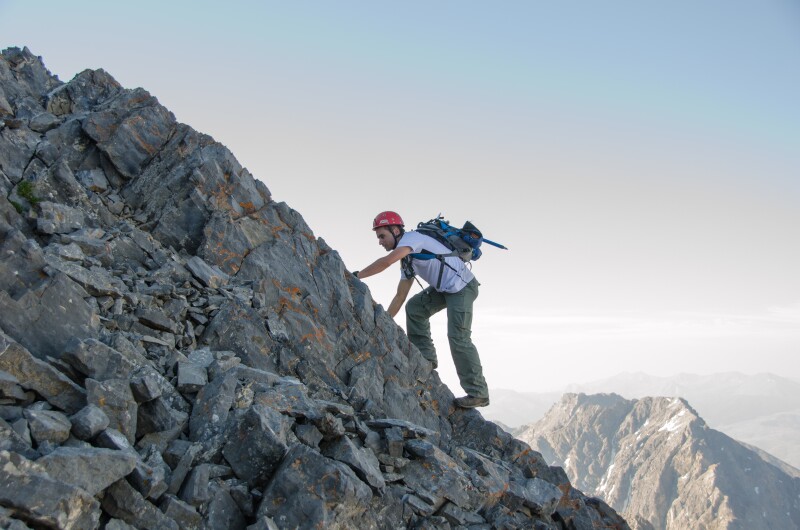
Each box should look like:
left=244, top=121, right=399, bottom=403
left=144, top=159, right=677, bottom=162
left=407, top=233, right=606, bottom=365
left=0, top=450, right=101, bottom=530
left=24, top=409, right=71, bottom=446
left=102, top=479, right=179, bottom=530
left=257, top=444, right=372, bottom=528
left=69, top=404, right=110, bottom=440
left=222, top=404, right=290, bottom=486
left=0, top=273, right=99, bottom=363
left=36, top=446, right=137, bottom=496
left=86, top=378, right=137, bottom=444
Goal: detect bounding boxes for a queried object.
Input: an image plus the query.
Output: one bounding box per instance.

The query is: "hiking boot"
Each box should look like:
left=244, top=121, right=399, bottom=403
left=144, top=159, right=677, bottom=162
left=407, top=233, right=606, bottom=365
left=454, top=395, right=490, bottom=408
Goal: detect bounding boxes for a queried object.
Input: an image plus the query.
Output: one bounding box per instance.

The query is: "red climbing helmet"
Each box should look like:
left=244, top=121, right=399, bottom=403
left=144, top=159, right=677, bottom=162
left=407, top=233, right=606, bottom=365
left=372, top=211, right=404, bottom=230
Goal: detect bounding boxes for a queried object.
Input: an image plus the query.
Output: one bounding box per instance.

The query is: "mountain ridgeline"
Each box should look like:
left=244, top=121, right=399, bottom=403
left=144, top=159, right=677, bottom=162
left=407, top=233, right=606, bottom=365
left=0, top=47, right=630, bottom=529
left=518, top=393, right=800, bottom=530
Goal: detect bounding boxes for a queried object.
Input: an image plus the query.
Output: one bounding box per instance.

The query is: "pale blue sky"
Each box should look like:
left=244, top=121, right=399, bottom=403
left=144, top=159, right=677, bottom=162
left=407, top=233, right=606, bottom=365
left=2, top=1, right=798, bottom=391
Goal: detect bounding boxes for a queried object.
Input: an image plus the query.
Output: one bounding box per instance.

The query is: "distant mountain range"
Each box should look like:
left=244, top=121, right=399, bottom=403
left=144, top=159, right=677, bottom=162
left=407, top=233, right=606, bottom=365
left=518, top=393, right=800, bottom=530
left=484, top=372, right=800, bottom=469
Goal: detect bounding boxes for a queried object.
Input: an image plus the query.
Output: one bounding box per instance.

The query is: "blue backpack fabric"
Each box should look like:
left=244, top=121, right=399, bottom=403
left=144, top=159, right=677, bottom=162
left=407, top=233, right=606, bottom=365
left=411, top=216, right=486, bottom=262
left=404, top=215, right=508, bottom=290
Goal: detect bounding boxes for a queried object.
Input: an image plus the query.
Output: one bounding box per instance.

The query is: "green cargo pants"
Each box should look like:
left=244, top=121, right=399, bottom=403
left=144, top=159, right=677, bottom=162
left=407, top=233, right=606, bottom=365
left=405, top=278, right=488, bottom=399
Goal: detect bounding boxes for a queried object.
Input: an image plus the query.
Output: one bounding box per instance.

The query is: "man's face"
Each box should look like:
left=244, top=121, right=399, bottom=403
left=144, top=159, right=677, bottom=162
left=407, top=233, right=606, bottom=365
left=375, top=226, right=397, bottom=252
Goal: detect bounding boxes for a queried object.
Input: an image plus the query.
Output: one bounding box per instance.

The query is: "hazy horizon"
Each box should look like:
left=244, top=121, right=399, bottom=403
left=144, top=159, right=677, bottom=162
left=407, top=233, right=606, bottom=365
left=489, top=369, right=800, bottom=394
left=3, top=1, right=798, bottom=394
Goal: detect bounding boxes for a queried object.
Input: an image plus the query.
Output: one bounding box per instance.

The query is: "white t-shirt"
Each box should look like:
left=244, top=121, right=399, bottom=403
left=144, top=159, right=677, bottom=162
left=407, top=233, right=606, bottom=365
left=397, top=231, right=475, bottom=293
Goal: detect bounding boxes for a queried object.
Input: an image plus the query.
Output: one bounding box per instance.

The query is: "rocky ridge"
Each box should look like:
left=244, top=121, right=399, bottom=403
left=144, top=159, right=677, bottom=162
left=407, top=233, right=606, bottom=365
left=518, top=393, right=800, bottom=530
left=0, top=46, right=629, bottom=529
left=563, top=371, right=800, bottom=469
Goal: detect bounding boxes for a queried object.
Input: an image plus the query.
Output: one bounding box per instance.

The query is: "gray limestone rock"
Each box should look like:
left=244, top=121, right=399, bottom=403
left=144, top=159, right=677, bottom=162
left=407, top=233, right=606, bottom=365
left=167, top=442, right=202, bottom=496
left=94, top=427, right=137, bottom=455
left=136, top=395, right=189, bottom=438
left=177, top=360, right=208, bottom=393
left=135, top=424, right=184, bottom=454
left=36, top=446, right=138, bottom=496
left=0, top=450, right=101, bottom=530
left=0, top=370, right=27, bottom=401
left=70, top=404, right=110, bottom=440
left=129, top=444, right=170, bottom=500
left=322, top=435, right=386, bottom=492
left=160, top=495, right=202, bottom=530
left=228, top=481, right=255, bottom=518
left=453, top=446, right=513, bottom=507
left=257, top=444, right=372, bottom=528
left=187, top=347, right=215, bottom=368
left=189, top=371, right=236, bottom=442
left=0, top=230, right=48, bottom=298
left=102, top=479, right=179, bottom=530
left=137, top=307, right=180, bottom=334
left=0, top=507, right=34, bottom=529
left=82, top=88, right=176, bottom=179
left=402, top=441, right=472, bottom=512
left=62, top=337, right=138, bottom=381
left=233, top=365, right=282, bottom=387
left=385, top=426, right=406, bottom=458
left=0, top=417, right=38, bottom=459
left=24, top=408, right=72, bottom=446
left=48, top=242, right=86, bottom=262
left=295, top=422, right=324, bottom=449
left=130, top=372, right=163, bottom=402
left=29, top=111, right=60, bottom=133
left=522, top=477, right=564, bottom=516
left=0, top=125, right=40, bottom=181
left=186, top=256, right=229, bottom=289
left=222, top=404, right=290, bottom=486
left=402, top=493, right=436, bottom=517
left=246, top=517, right=280, bottom=530
left=36, top=201, right=85, bottom=234
left=205, top=485, right=247, bottom=530
left=200, top=299, right=277, bottom=372
left=0, top=273, right=99, bottom=363
left=180, top=463, right=212, bottom=506
left=439, top=501, right=486, bottom=526
left=37, top=160, right=91, bottom=213
left=45, top=67, right=122, bottom=115
left=208, top=351, right=242, bottom=379
left=254, top=382, right=323, bottom=421
left=86, top=378, right=137, bottom=443
left=367, top=417, right=439, bottom=440
left=44, top=257, right=126, bottom=297
left=75, top=168, right=109, bottom=192
left=0, top=331, right=86, bottom=413
left=10, top=418, right=31, bottom=446
left=313, top=412, right=346, bottom=440
left=105, top=519, right=138, bottom=530
left=405, top=438, right=437, bottom=459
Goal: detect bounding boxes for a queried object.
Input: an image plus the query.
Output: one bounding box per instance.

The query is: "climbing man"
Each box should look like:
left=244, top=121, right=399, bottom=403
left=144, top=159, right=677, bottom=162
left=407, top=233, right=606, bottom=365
left=353, top=211, right=489, bottom=408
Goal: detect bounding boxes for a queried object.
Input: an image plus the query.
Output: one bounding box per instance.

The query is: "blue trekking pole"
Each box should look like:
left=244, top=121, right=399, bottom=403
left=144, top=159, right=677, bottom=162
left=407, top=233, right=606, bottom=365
left=482, top=238, right=508, bottom=250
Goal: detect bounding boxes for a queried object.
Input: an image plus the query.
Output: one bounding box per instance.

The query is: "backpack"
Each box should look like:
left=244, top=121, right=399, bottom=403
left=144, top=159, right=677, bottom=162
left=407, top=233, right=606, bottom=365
left=404, top=215, right=507, bottom=289
left=413, top=216, right=486, bottom=262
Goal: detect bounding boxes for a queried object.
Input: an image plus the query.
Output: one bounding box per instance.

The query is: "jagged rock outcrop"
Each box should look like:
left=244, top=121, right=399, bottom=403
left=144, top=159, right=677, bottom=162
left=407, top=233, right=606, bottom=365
left=0, top=46, right=630, bottom=529
left=563, top=371, right=800, bottom=469
left=518, top=393, right=800, bottom=530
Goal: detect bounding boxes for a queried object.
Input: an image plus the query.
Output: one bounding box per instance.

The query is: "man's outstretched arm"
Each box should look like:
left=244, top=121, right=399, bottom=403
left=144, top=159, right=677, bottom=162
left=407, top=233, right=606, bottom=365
left=387, top=278, right=414, bottom=317
left=355, top=246, right=412, bottom=279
